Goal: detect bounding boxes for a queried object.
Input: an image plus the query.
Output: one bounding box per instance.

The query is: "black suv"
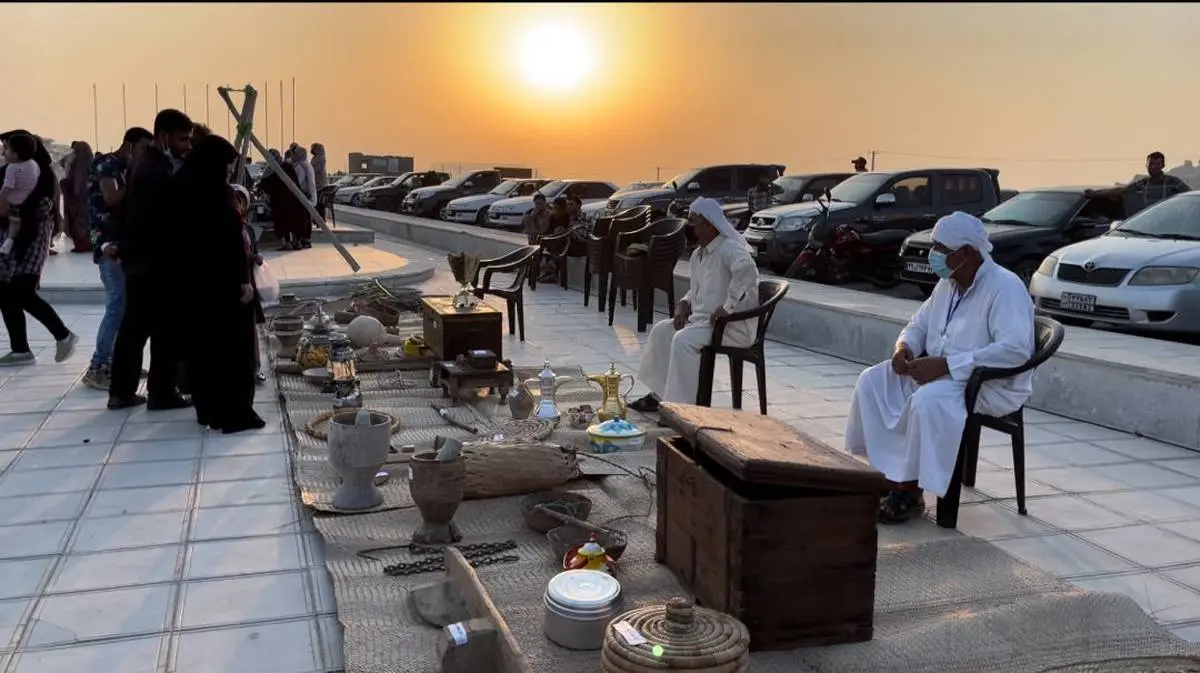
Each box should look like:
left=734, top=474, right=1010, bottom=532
left=361, top=171, right=450, bottom=213
left=724, top=172, right=855, bottom=230
left=401, top=169, right=504, bottom=219
left=602, top=164, right=785, bottom=218
left=898, top=186, right=1121, bottom=293
left=744, top=168, right=1004, bottom=273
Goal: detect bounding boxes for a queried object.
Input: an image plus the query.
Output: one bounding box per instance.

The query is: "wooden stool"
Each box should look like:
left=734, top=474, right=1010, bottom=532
left=433, top=361, right=514, bottom=401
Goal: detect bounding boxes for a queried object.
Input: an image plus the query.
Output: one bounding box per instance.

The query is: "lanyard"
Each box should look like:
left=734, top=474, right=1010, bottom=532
left=944, top=288, right=965, bottom=331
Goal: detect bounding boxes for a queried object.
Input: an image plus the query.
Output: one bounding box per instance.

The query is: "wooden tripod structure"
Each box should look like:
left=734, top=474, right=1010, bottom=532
left=217, top=84, right=361, bottom=273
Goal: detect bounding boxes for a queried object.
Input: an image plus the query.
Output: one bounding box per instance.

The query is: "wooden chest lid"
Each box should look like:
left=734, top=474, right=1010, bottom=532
left=658, top=403, right=887, bottom=493
left=421, top=295, right=500, bottom=316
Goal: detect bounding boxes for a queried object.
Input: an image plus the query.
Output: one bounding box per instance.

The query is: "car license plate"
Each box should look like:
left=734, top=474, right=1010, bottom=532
left=905, top=262, right=932, bottom=275
left=256, top=206, right=265, bottom=215
left=1060, top=292, right=1096, bottom=313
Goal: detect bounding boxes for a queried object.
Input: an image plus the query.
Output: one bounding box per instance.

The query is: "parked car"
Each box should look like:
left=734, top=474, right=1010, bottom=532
left=444, top=179, right=549, bottom=226
left=744, top=168, right=1004, bottom=274
left=487, top=179, right=619, bottom=230
left=401, top=169, right=504, bottom=219
left=602, top=164, right=785, bottom=218
left=723, top=173, right=855, bottom=231
left=360, top=171, right=450, bottom=212
left=1029, top=190, right=1200, bottom=333
left=335, top=174, right=389, bottom=205
left=899, top=186, right=1121, bottom=293
left=580, top=181, right=666, bottom=223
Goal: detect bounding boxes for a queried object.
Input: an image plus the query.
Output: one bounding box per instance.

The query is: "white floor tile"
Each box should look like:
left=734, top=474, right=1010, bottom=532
left=118, top=421, right=203, bottom=443
left=190, top=503, right=301, bottom=541
left=85, top=485, right=192, bottom=519
left=173, top=619, right=323, bottom=673
left=10, top=635, right=164, bottom=673
left=0, top=429, right=34, bottom=450
left=0, top=413, right=50, bottom=432
left=0, top=492, right=88, bottom=526
left=10, top=445, right=112, bottom=471
left=99, top=460, right=196, bottom=490
left=195, top=477, right=293, bottom=509
left=1078, top=525, right=1200, bottom=568
left=70, top=511, right=188, bottom=553
left=201, top=432, right=287, bottom=458
left=199, top=454, right=290, bottom=483
left=48, top=546, right=181, bottom=593
left=0, top=520, right=72, bottom=559
left=952, top=501, right=1053, bottom=540
left=0, top=464, right=100, bottom=498
left=26, top=585, right=173, bottom=646
left=27, top=424, right=122, bottom=450
left=179, top=572, right=311, bottom=629
left=186, top=536, right=305, bottom=580
left=1073, top=572, right=1200, bottom=624
left=0, top=598, right=29, bottom=654
left=992, top=534, right=1135, bottom=578
left=108, top=438, right=202, bottom=464
left=0, top=557, right=54, bottom=600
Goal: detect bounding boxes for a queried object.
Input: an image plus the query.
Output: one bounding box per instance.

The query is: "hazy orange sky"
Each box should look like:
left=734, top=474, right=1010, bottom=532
left=5, top=3, right=1200, bottom=189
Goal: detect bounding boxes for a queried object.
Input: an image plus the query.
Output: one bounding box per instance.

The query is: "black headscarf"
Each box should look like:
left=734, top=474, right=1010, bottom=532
left=176, top=134, right=239, bottom=199
left=175, top=134, right=247, bottom=290
left=1, top=129, right=57, bottom=257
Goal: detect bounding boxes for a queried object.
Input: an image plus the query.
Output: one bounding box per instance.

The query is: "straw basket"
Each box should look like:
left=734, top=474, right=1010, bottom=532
left=1040, top=658, right=1200, bottom=673
left=601, top=598, right=750, bottom=673
left=461, top=441, right=581, bottom=500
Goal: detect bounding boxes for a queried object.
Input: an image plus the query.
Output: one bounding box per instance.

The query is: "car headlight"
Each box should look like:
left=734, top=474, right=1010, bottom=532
left=1035, top=255, right=1058, bottom=277
left=1128, top=266, right=1200, bottom=286
left=618, top=198, right=640, bottom=210
left=774, top=216, right=812, bottom=233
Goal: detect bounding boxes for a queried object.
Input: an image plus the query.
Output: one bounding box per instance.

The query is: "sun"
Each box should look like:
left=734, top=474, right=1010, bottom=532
left=517, top=21, right=597, bottom=92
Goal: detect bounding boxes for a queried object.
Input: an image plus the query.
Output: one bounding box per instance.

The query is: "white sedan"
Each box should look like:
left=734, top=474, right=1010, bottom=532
left=443, top=179, right=547, bottom=226
left=486, top=179, right=618, bottom=230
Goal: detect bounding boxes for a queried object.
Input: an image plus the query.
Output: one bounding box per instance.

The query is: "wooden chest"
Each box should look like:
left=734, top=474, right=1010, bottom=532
left=421, top=296, right=504, bottom=362
left=655, top=403, right=887, bottom=651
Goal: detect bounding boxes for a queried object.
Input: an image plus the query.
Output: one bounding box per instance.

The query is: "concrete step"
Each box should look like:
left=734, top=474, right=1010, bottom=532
left=336, top=203, right=1200, bottom=452
left=253, top=220, right=376, bottom=246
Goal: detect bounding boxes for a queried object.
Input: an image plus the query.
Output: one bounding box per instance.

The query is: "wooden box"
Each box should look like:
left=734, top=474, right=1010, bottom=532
left=655, top=403, right=887, bottom=651
left=421, top=296, right=504, bottom=362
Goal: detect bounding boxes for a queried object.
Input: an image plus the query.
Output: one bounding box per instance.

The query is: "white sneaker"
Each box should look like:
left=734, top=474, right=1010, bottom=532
left=55, top=333, right=78, bottom=363
left=0, top=352, right=35, bottom=366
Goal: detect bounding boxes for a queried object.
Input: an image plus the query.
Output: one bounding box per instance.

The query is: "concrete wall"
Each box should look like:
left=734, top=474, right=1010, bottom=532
left=337, top=206, right=1200, bottom=450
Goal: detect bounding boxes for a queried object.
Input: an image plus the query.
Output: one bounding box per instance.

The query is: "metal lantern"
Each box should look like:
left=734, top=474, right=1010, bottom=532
left=329, top=333, right=362, bottom=409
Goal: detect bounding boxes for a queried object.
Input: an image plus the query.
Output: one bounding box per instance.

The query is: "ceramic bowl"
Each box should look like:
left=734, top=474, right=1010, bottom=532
left=586, top=425, right=646, bottom=454
left=303, top=367, right=331, bottom=386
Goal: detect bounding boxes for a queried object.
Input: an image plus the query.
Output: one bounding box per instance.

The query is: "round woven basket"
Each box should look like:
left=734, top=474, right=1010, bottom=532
left=461, top=441, right=580, bottom=499
left=1040, top=658, right=1200, bottom=673
left=305, top=410, right=401, bottom=441
left=488, top=419, right=556, bottom=443
left=601, top=598, right=750, bottom=673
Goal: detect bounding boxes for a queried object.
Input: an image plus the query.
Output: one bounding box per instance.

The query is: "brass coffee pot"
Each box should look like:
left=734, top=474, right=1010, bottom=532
left=587, top=362, right=635, bottom=422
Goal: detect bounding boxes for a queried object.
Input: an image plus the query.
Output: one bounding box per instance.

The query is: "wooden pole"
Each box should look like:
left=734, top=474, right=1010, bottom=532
left=154, top=83, right=159, bottom=111
left=92, top=83, right=99, bottom=148
left=205, top=84, right=211, bottom=126
left=278, top=80, right=284, bottom=149
left=291, top=77, right=296, bottom=145
left=264, top=80, right=269, bottom=150
left=121, top=83, right=127, bottom=131
left=183, top=84, right=188, bottom=114
left=219, top=85, right=361, bottom=273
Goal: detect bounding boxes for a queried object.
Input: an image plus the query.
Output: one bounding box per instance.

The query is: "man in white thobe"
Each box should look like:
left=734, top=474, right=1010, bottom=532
left=629, top=197, right=760, bottom=412
left=845, top=211, right=1035, bottom=523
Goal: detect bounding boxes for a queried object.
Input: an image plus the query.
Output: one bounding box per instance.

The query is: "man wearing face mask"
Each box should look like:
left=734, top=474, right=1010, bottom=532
left=107, top=109, right=195, bottom=411
left=845, top=211, right=1034, bottom=524
left=629, top=197, right=759, bottom=412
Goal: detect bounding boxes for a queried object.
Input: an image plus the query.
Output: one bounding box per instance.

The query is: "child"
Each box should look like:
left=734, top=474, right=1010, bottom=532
left=0, top=133, right=41, bottom=252
left=231, top=185, right=268, bottom=383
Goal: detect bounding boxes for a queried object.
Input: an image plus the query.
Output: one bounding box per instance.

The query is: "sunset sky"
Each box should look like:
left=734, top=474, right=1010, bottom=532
left=5, top=3, right=1200, bottom=189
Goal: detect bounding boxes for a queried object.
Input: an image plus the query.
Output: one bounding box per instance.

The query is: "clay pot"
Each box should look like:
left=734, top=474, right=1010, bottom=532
left=327, top=410, right=391, bottom=510
left=508, top=386, right=535, bottom=420
left=409, top=450, right=466, bottom=544
left=274, top=330, right=302, bottom=356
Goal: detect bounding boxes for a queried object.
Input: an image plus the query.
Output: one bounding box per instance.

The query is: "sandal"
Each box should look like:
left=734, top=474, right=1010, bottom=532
left=878, top=490, right=925, bottom=525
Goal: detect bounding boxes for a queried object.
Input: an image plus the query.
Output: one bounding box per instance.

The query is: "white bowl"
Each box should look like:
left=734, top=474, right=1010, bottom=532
left=586, top=428, right=646, bottom=454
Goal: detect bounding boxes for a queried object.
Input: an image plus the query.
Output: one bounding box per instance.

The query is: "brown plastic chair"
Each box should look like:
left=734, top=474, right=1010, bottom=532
left=584, top=206, right=653, bottom=311
left=695, top=279, right=789, bottom=415
left=607, top=218, right=687, bottom=332
left=936, top=316, right=1066, bottom=529
left=471, top=245, right=541, bottom=341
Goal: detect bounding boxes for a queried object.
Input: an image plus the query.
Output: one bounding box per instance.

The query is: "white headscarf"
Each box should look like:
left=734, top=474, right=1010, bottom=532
left=931, top=211, right=993, bottom=256
left=230, top=184, right=251, bottom=205
left=688, top=197, right=750, bottom=251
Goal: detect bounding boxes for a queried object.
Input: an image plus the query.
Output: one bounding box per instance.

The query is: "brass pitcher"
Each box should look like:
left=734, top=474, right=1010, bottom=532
left=587, top=362, right=635, bottom=422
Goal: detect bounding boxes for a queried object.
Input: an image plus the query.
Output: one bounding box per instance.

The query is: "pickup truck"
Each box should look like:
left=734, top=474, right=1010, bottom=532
left=744, top=168, right=1005, bottom=274
left=361, top=171, right=450, bottom=213
left=723, top=172, right=855, bottom=230
left=603, top=164, right=785, bottom=218
left=898, top=185, right=1121, bottom=293
left=401, top=169, right=504, bottom=219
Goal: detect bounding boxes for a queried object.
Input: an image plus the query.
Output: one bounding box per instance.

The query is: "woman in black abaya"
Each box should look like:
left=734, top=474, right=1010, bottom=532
left=176, top=134, right=265, bottom=434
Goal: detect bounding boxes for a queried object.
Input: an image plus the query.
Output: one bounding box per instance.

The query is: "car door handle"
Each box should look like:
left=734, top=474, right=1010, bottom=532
left=922, top=213, right=936, bottom=218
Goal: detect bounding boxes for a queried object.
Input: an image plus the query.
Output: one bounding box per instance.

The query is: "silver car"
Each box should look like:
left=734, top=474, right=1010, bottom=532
left=1028, top=191, right=1200, bottom=332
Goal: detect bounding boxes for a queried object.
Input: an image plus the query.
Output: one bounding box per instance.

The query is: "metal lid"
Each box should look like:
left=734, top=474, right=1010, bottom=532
left=547, top=570, right=621, bottom=610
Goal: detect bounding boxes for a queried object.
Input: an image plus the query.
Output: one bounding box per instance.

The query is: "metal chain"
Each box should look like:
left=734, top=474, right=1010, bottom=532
left=382, top=540, right=519, bottom=577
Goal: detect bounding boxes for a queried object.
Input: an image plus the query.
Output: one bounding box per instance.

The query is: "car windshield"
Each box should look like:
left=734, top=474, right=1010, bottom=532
left=773, top=176, right=811, bottom=203
left=1110, top=195, right=1200, bottom=240
left=349, top=175, right=375, bottom=186
left=980, top=192, right=1081, bottom=227
left=827, top=173, right=891, bottom=204
left=664, top=169, right=700, bottom=192
left=442, top=172, right=479, bottom=189
left=538, top=181, right=570, bottom=198
left=361, top=177, right=388, bottom=188
left=490, top=180, right=519, bottom=196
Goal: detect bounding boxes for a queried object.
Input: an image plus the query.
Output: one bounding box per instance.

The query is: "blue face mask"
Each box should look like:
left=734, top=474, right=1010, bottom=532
left=928, top=250, right=954, bottom=279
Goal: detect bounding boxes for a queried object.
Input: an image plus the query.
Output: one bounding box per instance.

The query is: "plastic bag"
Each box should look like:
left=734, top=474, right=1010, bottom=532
left=254, top=261, right=281, bottom=305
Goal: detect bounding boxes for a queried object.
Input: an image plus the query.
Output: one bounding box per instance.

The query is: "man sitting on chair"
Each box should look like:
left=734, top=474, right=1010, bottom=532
left=629, top=197, right=759, bottom=412
left=845, top=211, right=1035, bottom=524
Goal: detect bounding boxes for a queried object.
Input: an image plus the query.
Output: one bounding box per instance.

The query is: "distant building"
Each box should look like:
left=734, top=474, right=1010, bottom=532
left=348, top=153, right=414, bottom=175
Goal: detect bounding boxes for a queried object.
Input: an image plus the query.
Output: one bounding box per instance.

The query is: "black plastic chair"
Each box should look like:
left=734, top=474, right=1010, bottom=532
left=584, top=206, right=653, bottom=311
left=695, top=280, right=790, bottom=415
left=608, top=218, right=687, bottom=332
left=472, top=245, right=541, bottom=341
left=936, top=316, right=1066, bottom=529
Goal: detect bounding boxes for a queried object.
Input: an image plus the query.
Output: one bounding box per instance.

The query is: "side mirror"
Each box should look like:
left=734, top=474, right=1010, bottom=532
left=686, top=182, right=701, bottom=193
left=875, top=193, right=897, bottom=207
left=464, top=181, right=474, bottom=188
left=1109, top=220, right=1123, bottom=231
left=800, top=193, right=814, bottom=202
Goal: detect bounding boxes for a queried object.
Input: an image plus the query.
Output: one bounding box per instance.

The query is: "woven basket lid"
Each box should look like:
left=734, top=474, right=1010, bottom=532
left=601, top=598, right=750, bottom=672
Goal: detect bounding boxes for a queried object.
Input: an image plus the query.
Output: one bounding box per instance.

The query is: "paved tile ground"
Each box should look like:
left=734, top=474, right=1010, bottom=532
left=2, top=235, right=1200, bottom=671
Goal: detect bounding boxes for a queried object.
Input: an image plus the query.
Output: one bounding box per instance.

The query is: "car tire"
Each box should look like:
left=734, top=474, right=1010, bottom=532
left=350, top=194, right=362, bottom=206
left=476, top=208, right=488, bottom=226
left=1054, top=316, right=1093, bottom=328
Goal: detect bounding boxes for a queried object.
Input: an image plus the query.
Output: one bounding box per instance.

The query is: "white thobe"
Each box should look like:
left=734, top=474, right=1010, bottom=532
left=639, top=235, right=759, bottom=403
left=844, top=260, right=1035, bottom=497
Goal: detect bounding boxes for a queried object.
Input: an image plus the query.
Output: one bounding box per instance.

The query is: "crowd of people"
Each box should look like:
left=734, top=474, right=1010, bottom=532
left=0, top=109, right=323, bottom=434
left=521, top=192, right=586, bottom=282
left=260, top=142, right=327, bottom=250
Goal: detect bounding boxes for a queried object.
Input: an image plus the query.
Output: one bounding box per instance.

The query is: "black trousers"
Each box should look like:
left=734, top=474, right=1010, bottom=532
left=0, top=274, right=70, bottom=353
left=109, top=271, right=182, bottom=400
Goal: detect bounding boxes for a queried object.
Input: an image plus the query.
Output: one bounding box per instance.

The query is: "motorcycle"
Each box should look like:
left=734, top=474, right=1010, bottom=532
left=783, top=191, right=909, bottom=289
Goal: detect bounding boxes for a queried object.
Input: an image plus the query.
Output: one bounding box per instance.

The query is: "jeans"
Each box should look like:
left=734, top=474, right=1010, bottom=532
left=90, top=258, right=126, bottom=370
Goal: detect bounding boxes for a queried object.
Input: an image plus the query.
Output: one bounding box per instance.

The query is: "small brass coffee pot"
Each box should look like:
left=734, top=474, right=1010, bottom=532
left=587, top=362, right=635, bottom=422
